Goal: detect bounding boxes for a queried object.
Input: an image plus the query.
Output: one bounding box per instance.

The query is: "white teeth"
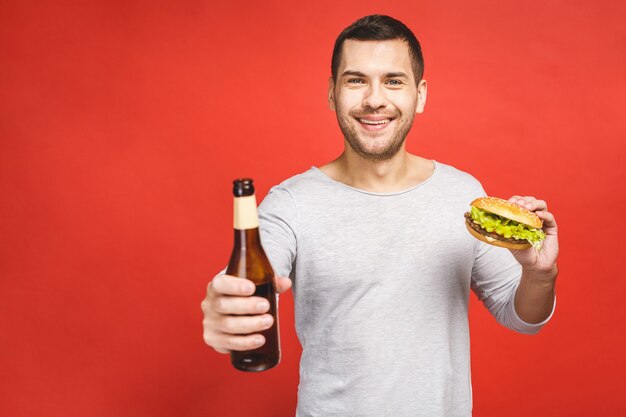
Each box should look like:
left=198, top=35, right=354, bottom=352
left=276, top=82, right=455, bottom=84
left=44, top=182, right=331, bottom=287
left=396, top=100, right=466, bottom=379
left=359, top=119, right=390, bottom=125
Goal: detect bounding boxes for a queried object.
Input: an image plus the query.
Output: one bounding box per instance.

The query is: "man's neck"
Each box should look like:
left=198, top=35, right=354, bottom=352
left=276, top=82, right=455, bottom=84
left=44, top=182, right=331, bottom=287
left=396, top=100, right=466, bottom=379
left=319, top=148, right=434, bottom=193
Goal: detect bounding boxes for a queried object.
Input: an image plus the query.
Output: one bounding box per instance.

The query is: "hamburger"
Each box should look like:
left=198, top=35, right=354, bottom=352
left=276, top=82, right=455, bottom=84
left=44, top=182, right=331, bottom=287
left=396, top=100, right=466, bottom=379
left=464, top=196, right=546, bottom=250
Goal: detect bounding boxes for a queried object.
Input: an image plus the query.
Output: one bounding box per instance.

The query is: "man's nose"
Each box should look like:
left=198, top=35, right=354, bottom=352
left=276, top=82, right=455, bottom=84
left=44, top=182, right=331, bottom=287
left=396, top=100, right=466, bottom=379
left=362, top=83, right=387, bottom=109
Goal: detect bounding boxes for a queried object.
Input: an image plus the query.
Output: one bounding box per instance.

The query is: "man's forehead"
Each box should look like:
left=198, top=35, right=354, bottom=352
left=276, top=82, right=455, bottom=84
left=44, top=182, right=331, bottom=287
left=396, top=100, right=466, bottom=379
left=339, top=39, right=413, bottom=74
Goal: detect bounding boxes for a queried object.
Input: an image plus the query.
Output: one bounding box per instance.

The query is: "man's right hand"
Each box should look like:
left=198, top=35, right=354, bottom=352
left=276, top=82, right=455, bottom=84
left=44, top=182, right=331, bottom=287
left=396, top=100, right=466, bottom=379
left=201, top=274, right=293, bottom=354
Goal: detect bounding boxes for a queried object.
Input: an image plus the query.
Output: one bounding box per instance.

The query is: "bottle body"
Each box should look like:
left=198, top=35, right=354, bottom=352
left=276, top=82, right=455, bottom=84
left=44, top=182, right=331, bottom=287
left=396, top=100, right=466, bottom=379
left=227, top=179, right=280, bottom=372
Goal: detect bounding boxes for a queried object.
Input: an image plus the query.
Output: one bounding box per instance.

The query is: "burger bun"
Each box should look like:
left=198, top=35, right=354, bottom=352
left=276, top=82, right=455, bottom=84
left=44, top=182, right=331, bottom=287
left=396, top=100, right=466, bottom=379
left=470, top=197, right=543, bottom=229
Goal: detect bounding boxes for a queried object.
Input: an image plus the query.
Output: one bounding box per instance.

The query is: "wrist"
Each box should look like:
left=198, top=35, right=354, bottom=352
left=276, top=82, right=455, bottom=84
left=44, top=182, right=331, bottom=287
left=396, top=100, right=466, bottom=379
left=521, top=264, right=558, bottom=286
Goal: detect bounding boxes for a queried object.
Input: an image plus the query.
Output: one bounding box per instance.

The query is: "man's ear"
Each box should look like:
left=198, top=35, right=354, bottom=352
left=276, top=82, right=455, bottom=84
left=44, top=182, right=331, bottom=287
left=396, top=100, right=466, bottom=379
left=416, top=79, right=427, bottom=114
left=328, top=76, right=336, bottom=111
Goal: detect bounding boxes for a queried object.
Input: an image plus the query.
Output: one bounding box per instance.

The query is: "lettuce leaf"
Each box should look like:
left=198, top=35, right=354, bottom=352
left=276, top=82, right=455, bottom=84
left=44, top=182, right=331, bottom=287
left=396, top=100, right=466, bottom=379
left=469, top=206, right=546, bottom=248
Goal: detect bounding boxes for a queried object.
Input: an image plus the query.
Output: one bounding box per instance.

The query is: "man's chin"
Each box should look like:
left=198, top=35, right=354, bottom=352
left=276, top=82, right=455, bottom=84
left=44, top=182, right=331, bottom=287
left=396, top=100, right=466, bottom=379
left=347, top=140, right=405, bottom=161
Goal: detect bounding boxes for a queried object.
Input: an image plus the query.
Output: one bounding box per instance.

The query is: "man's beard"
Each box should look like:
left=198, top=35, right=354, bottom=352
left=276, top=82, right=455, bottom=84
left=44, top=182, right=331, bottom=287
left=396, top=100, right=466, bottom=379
left=336, top=110, right=414, bottom=162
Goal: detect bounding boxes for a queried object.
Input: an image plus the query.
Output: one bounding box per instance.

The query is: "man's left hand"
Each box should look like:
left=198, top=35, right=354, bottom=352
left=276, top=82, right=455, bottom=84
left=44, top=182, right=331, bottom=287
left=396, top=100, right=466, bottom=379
left=507, top=195, right=559, bottom=279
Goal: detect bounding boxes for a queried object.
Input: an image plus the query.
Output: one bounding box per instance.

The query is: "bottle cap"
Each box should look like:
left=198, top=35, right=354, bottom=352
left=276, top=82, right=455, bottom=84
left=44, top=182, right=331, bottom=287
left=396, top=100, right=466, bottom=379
left=233, top=178, right=255, bottom=197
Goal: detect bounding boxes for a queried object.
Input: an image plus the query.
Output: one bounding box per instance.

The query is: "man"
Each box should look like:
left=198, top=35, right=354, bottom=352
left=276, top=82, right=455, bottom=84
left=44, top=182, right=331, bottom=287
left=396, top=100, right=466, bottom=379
left=201, top=15, right=558, bottom=416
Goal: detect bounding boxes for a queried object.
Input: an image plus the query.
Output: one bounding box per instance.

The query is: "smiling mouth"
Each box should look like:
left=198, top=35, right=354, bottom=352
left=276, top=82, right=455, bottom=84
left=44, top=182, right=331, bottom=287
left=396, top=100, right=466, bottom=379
left=355, top=116, right=395, bottom=130
left=358, top=118, right=391, bottom=125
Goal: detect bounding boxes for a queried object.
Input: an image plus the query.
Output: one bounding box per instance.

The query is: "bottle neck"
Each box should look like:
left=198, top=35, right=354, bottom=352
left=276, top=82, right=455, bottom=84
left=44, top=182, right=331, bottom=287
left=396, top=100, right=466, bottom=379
left=233, top=194, right=259, bottom=230
left=233, top=228, right=262, bottom=249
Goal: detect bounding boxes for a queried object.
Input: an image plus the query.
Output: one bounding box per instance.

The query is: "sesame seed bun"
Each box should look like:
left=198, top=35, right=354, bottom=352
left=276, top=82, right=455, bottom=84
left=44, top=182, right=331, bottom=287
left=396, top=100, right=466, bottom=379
left=470, top=197, right=543, bottom=229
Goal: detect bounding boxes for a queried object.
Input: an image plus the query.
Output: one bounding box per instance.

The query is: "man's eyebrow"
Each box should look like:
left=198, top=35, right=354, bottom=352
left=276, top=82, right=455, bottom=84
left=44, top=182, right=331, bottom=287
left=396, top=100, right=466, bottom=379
left=385, top=72, right=410, bottom=78
left=341, top=70, right=367, bottom=77
left=340, top=70, right=410, bottom=78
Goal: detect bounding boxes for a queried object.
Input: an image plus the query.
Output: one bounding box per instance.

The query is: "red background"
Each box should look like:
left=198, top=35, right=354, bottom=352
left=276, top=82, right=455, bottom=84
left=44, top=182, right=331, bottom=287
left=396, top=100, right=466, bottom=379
left=2, top=1, right=625, bottom=416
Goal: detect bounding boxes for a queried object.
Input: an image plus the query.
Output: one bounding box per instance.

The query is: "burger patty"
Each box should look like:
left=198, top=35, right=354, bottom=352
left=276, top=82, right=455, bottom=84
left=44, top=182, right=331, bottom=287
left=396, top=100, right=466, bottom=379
left=464, top=212, right=528, bottom=244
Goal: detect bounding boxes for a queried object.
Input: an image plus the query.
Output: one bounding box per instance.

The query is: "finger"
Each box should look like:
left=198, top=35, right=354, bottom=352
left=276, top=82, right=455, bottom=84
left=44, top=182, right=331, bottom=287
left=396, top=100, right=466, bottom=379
left=509, top=195, right=535, bottom=204
left=275, top=276, right=293, bottom=294
left=213, top=295, right=271, bottom=315
left=210, top=275, right=256, bottom=296
left=522, top=198, right=547, bottom=212
left=216, top=313, right=275, bottom=335
left=508, top=195, right=528, bottom=205
left=200, top=329, right=230, bottom=353
left=221, top=334, right=266, bottom=351
left=535, top=210, right=557, bottom=232
left=509, top=196, right=547, bottom=212
left=204, top=331, right=266, bottom=352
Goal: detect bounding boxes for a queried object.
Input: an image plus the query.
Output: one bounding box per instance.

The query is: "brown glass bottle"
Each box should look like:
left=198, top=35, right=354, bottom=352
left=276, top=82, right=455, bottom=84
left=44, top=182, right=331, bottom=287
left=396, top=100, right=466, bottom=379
left=226, top=178, right=280, bottom=372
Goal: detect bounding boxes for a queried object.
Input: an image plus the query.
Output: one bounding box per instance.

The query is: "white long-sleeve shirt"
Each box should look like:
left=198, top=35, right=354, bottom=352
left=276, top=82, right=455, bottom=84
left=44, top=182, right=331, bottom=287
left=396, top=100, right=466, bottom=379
left=257, top=161, right=554, bottom=417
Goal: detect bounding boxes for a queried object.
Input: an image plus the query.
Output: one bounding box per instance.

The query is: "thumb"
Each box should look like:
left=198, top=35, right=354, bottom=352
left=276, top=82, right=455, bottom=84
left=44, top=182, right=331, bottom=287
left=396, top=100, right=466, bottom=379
left=275, top=276, right=293, bottom=294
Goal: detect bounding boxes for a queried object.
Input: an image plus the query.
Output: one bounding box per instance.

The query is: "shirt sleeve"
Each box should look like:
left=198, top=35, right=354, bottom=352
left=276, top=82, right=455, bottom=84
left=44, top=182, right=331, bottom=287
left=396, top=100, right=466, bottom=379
left=257, top=186, right=298, bottom=279
left=470, top=236, right=556, bottom=335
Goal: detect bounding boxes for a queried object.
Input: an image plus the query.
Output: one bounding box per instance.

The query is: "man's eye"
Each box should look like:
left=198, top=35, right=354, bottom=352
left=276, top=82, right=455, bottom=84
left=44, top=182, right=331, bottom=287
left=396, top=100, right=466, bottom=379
left=386, top=79, right=403, bottom=85
left=347, top=78, right=365, bottom=84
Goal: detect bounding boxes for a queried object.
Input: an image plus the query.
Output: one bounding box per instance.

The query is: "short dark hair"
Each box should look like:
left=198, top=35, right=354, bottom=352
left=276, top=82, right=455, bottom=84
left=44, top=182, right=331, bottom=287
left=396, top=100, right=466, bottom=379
left=331, top=15, right=424, bottom=84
